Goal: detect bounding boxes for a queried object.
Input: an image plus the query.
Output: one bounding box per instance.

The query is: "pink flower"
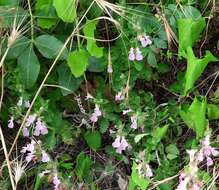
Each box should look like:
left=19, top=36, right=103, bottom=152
left=138, top=34, right=152, bottom=47
left=115, top=91, right=125, bottom=101
left=130, top=116, right=137, bottom=129
left=33, top=118, right=48, bottom=136
left=112, top=136, right=129, bottom=154
left=90, top=105, right=102, bottom=123
left=21, top=141, right=36, bottom=163
left=22, top=127, right=29, bottom=137
left=107, top=64, right=113, bottom=73
left=146, top=164, right=153, bottom=177
left=128, top=47, right=135, bottom=61
left=135, top=48, right=143, bottom=61
left=26, top=152, right=34, bottom=162
left=41, top=151, right=50, bottom=163
left=192, top=184, right=200, bottom=190
left=206, top=157, right=213, bottom=166
left=53, top=174, right=61, bottom=190
left=25, top=114, right=36, bottom=127
left=8, top=117, right=14, bottom=128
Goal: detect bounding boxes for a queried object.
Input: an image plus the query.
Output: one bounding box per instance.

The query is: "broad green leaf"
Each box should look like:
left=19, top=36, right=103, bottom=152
left=84, top=131, right=101, bottom=151
left=0, top=0, right=19, bottom=6
left=35, top=0, right=57, bottom=29
left=57, top=64, right=83, bottom=96
left=178, top=18, right=206, bottom=57
left=35, top=35, right=68, bottom=60
left=53, top=0, right=76, bottom=23
left=6, top=36, right=30, bottom=59
left=130, top=162, right=150, bottom=190
left=67, top=50, right=89, bottom=77
left=83, top=20, right=103, bottom=58
left=184, top=47, right=218, bottom=95
left=18, top=44, right=40, bottom=89
left=75, top=151, right=92, bottom=181
left=165, top=144, right=179, bottom=160
left=180, top=97, right=207, bottom=138
left=207, top=104, right=219, bottom=120
left=147, top=51, right=157, bottom=67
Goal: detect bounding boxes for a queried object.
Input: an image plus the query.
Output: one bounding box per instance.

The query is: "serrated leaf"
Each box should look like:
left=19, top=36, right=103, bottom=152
left=178, top=18, right=206, bottom=57
left=18, top=44, right=40, bottom=89
left=67, top=49, right=89, bottom=77
left=84, top=131, right=101, bottom=151
left=184, top=47, right=218, bottom=95
left=75, top=151, right=92, bottom=181
left=83, top=20, right=103, bottom=58
left=53, top=0, right=76, bottom=23
left=180, top=97, right=207, bottom=138
left=35, top=35, right=68, bottom=60
left=57, top=64, right=83, bottom=96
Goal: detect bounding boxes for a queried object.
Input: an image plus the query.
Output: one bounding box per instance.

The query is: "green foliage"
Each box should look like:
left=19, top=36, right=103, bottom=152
left=180, top=97, right=207, bottom=138
left=178, top=18, right=206, bottom=57
left=67, top=49, right=89, bottom=77
left=184, top=47, right=218, bottom=95
left=18, top=44, right=40, bottom=89
left=207, top=104, right=219, bottom=120
left=53, top=0, right=76, bottom=23
left=83, top=20, right=103, bottom=58
left=84, top=131, right=102, bottom=151
left=35, top=35, right=68, bottom=60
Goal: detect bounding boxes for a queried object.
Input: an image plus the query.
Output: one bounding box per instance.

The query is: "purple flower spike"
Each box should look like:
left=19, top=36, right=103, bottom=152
left=90, top=105, right=102, bottom=123
left=22, top=127, right=29, bottom=137
left=112, top=136, right=129, bottom=154
left=53, top=174, right=61, bottom=190
left=33, top=119, right=48, bottom=136
left=25, top=114, right=36, bottom=127
left=206, top=156, right=213, bottom=166
left=128, top=47, right=135, bottom=61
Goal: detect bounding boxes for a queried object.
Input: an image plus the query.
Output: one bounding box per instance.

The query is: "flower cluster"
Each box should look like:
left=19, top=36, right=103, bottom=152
left=137, top=34, right=152, bottom=47
left=112, top=136, right=129, bottom=154
left=130, top=115, right=137, bottom=129
left=90, top=105, right=102, bottom=123
left=197, top=133, right=219, bottom=166
left=128, top=47, right=143, bottom=61
left=23, top=114, right=48, bottom=137
left=21, top=140, right=50, bottom=163
left=115, top=91, right=125, bottom=101
left=17, top=97, right=30, bottom=108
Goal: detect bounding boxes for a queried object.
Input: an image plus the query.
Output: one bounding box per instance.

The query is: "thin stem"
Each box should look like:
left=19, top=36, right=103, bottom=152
left=27, top=0, right=34, bottom=41
left=8, top=1, right=95, bottom=157
left=0, top=125, right=16, bottom=190
left=0, top=47, right=9, bottom=69
left=0, top=66, right=4, bottom=111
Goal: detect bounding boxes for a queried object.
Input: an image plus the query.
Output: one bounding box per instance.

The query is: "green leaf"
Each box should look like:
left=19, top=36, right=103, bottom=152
left=0, top=0, right=20, bottom=6
left=83, top=20, right=103, bottom=58
left=184, top=47, right=218, bottom=95
left=84, top=131, right=101, bottom=151
left=180, top=97, right=207, bottom=138
left=35, top=35, right=68, bottom=60
left=53, top=0, right=76, bottom=23
left=18, top=44, right=40, bottom=89
left=147, top=51, right=157, bottom=67
left=67, top=49, right=89, bottom=77
left=6, top=36, right=30, bottom=59
left=153, top=125, right=169, bottom=143
left=178, top=18, right=206, bottom=57
left=130, top=162, right=150, bottom=190
left=75, top=151, right=92, bottom=181
left=57, top=64, right=83, bottom=96
left=207, top=104, right=219, bottom=120
left=35, top=0, right=57, bottom=29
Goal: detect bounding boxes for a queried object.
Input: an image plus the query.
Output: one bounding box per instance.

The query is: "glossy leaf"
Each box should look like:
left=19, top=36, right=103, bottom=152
left=83, top=20, right=103, bottom=58
left=67, top=50, right=89, bottom=77
left=53, top=0, right=76, bottom=23
left=178, top=18, right=206, bottom=57
left=180, top=97, right=207, bottom=138
left=35, top=35, right=68, bottom=60
left=18, top=44, right=40, bottom=89
left=184, top=47, right=218, bottom=95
